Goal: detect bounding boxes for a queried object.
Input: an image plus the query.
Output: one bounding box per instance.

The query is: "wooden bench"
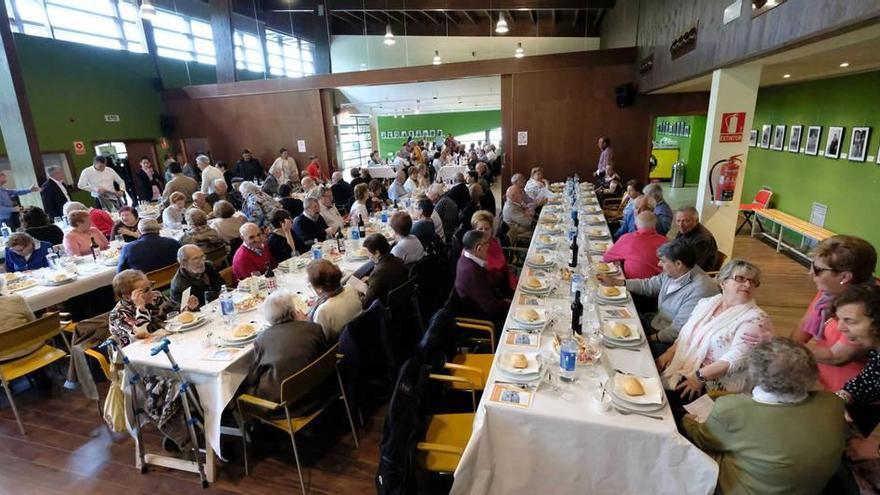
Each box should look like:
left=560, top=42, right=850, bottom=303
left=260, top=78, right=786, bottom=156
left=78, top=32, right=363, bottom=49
left=751, top=208, right=835, bottom=260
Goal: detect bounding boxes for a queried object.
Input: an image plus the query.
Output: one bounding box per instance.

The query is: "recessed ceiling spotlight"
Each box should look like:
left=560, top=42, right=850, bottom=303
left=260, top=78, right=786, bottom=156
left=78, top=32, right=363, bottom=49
left=495, top=13, right=508, bottom=34
left=839, top=62, right=849, bottom=68
left=384, top=24, right=396, bottom=46
left=783, top=73, right=791, bottom=78
left=432, top=50, right=442, bottom=65
left=515, top=42, right=524, bottom=59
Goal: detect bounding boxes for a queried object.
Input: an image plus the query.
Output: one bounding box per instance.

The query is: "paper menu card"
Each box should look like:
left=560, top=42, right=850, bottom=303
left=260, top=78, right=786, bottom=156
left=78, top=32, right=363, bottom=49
left=684, top=394, right=715, bottom=423
left=600, top=307, right=634, bottom=319
left=505, top=331, right=541, bottom=348
left=488, top=383, right=534, bottom=408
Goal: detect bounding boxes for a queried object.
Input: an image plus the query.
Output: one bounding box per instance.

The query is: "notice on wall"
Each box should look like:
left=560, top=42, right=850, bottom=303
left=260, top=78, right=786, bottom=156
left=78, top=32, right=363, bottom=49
left=719, top=112, right=746, bottom=142
left=810, top=202, right=828, bottom=227
left=297, top=140, right=307, bottom=153
left=73, top=141, right=86, bottom=155
left=517, top=131, right=528, bottom=146
left=104, top=114, right=120, bottom=122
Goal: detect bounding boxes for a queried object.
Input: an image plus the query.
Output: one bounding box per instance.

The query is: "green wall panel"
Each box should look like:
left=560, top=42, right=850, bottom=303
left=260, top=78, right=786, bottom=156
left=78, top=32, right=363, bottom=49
left=653, top=114, right=707, bottom=184
left=376, top=110, right=501, bottom=158
left=742, top=71, right=880, bottom=272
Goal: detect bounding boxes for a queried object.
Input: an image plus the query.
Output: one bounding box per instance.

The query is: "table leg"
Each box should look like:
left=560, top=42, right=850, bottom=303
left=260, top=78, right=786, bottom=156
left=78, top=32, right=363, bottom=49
left=205, top=443, right=217, bottom=483
left=777, top=227, right=784, bottom=252
left=750, top=213, right=758, bottom=237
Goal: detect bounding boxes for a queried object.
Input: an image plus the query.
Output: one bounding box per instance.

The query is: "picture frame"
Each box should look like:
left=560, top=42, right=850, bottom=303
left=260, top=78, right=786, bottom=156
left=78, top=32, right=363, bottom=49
left=771, top=125, right=786, bottom=151
left=749, top=130, right=758, bottom=147
left=848, top=127, right=870, bottom=162
left=805, top=126, right=822, bottom=155
left=825, top=126, right=844, bottom=159
left=760, top=125, right=772, bottom=149
left=788, top=125, right=802, bottom=153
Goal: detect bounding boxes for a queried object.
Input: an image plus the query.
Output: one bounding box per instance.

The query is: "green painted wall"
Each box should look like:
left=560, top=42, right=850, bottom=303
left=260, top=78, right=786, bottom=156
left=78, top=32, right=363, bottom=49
left=742, top=71, right=880, bottom=271
left=376, top=110, right=501, bottom=158
left=653, top=115, right=707, bottom=184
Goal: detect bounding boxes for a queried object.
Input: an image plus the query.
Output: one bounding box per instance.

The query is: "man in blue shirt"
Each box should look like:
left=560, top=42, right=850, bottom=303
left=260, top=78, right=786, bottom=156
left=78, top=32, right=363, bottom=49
left=4, top=232, right=52, bottom=272
left=0, top=171, right=40, bottom=230
left=614, top=195, right=656, bottom=241
left=643, top=183, right=673, bottom=236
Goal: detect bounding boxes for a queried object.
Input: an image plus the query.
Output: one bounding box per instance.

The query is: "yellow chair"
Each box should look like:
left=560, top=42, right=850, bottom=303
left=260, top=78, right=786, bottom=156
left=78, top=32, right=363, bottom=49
left=454, top=317, right=496, bottom=351
left=416, top=373, right=477, bottom=474
left=218, top=266, right=235, bottom=288
left=146, top=262, right=179, bottom=291
left=204, top=245, right=228, bottom=269
left=445, top=318, right=496, bottom=399
left=236, top=343, right=359, bottom=495
left=0, top=312, right=67, bottom=435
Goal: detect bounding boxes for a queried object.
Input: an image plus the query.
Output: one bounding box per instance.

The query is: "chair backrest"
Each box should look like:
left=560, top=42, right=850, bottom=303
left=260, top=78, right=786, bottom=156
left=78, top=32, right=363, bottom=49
left=755, top=189, right=773, bottom=208
left=715, top=250, right=728, bottom=271
left=0, top=312, right=62, bottom=361
left=228, top=237, right=244, bottom=263
left=279, top=342, right=341, bottom=406
left=219, top=266, right=235, bottom=288
left=146, top=262, right=179, bottom=291
left=204, top=245, right=227, bottom=269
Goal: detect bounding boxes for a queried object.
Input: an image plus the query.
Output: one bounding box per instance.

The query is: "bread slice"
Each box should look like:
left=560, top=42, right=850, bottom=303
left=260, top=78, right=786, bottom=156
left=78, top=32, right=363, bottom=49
left=622, top=376, right=645, bottom=396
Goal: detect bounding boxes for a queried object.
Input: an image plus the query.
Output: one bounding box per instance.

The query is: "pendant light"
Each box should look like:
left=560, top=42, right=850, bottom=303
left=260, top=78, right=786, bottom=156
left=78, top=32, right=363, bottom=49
left=515, top=42, right=524, bottom=58
left=384, top=23, right=396, bottom=45
left=495, top=13, right=509, bottom=34
left=139, top=0, right=156, bottom=21
left=432, top=50, right=442, bottom=65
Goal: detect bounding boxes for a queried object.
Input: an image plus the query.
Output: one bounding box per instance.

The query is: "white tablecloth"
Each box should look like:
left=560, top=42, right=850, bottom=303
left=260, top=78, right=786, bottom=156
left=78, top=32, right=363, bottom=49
left=451, top=188, right=719, bottom=495
left=16, top=261, right=116, bottom=310
left=367, top=166, right=397, bottom=179
left=437, top=165, right=468, bottom=183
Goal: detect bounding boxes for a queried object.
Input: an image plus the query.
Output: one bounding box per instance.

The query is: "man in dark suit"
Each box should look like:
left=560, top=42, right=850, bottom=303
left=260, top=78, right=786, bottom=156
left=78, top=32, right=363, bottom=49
left=330, top=171, right=353, bottom=210
left=361, top=234, right=409, bottom=309
left=238, top=291, right=327, bottom=404
left=454, top=230, right=510, bottom=327
left=444, top=172, right=471, bottom=210
left=292, top=196, right=330, bottom=253
left=40, top=165, right=72, bottom=220
left=117, top=219, right=181, bottom=273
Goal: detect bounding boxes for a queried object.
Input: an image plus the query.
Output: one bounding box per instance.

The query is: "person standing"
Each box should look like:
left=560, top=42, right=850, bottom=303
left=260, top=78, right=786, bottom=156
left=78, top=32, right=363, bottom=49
left=233, top=149, right=265, bottom=182
left=0, top=171, right=40, bottom=230
left=134, top=157, right=164, bottom=203
left=596, top=136, right=614, bottom=177
left=269, top=148, right=300, bottom=184
left=161, top=162, right=199, bottom=204
left=197, top=155, right=224, bottom=195
left=40, top=165, right=72, bottom=220
left=305, top=156, right=325, bottom=182
left=77, top=156, right=127, bottom=208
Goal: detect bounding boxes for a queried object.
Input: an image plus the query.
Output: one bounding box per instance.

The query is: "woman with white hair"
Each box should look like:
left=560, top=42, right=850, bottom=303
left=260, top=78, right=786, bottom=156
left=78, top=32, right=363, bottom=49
left=657, top=259, right=773, bottom=399
left=683, top=337, right=846, bottom=494
left=240, top=180, right=280, bottom=228
left=238, top=291, right=328, bottom=402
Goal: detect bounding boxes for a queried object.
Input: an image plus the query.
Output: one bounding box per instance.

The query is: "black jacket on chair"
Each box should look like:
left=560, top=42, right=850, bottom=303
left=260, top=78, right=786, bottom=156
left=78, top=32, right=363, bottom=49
left=40, top=179, right=70, bottom=220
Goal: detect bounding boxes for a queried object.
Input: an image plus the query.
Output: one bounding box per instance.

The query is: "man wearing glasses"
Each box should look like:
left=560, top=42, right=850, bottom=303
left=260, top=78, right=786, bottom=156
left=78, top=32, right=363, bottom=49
left=170, top=244, right=224, bottom=305
left=454, top=230, right=511, bottom=330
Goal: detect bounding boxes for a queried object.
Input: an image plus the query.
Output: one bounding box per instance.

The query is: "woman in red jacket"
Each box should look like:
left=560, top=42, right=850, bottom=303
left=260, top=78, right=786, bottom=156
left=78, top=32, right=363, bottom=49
left=470, top=210, right=517, bottom=297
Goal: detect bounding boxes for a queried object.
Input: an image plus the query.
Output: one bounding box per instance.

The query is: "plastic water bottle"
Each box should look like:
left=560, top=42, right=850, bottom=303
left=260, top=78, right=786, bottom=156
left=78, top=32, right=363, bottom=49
left=559, top=334, right=578, bottom=382
left=219, top=285, right=235, bottom=324
left=0, top=223, right=10, bottom=239
left=311, top=244, right=322, bottom=260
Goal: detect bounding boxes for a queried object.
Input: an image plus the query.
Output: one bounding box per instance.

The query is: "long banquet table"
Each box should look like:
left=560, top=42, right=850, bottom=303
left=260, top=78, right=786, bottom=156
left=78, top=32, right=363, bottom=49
left=450, top=184, right=719, bottom=494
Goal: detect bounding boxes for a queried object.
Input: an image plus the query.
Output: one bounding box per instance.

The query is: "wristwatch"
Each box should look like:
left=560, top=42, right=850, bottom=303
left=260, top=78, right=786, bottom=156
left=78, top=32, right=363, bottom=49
left=694, top=368, right=707, bottom=383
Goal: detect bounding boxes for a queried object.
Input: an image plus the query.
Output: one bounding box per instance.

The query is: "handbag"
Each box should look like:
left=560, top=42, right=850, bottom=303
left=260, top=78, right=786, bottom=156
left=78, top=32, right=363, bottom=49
left=102, top=360, right=127, bottom=433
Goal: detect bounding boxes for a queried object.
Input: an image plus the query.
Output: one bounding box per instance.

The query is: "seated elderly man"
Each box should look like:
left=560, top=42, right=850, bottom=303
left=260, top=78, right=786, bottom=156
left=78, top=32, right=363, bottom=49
left=293, top=196, right=330, bottom=253
left=330, top=171, right=353, bottom=209
left=600, top=240, right=718, bottom=353
left=524, top=167, right=554, bottom=204
left=602, top=211, right=667, bottom=280
left=205, top=178, right=242, bottom=210
left=179, top=208, right=226, bottom=255
left=388, top=170, right=409, bottom=203
left=232, top=222, right=276, bottom=282
left=360, top=234, right=409, bottom=309
left=117, top=218, right=181, bottom=273
left=170, top=244, right=224, bottom=305
left=683, top=337, right=846, bottom=495
left=455, top=230, right=511, bottom=327
left=389, top=211, right=425, bottom=264
left=674, top=206, right=718, bottom=271
left=238, top=290, right=328, bottom=403
left=445, top=172, right=471, bottom=210
left=300, top=176, right=317, bottom=196
left=315, top=185, right=344, bottom=234
left=428, top=183, right=457, bottom=238
left=191, top=191, right=213, bottom=217
left=4, top=232, right=52, bottom=272
left=307, top=259, right=362, bottom=341
left=614, top=194, right=655, bottom=241
left=501, top=185, right=535, bottom=242
left=643, top=183, right=673, bottom=236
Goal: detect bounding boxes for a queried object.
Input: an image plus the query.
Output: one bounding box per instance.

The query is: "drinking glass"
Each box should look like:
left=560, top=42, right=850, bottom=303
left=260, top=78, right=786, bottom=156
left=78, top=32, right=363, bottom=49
left=584, top=334, right=604, bottom=377
left=165, top=311, right=180, bottom=332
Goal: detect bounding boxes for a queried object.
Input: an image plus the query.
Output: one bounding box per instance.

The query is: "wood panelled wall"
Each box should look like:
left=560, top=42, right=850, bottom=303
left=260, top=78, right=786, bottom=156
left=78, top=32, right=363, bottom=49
left=164, top=89, right=330, bottom=176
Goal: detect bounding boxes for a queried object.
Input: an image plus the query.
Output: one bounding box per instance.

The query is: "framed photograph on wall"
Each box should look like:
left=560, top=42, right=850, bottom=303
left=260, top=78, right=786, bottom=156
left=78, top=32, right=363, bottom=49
left=805, top=126, right=822, bottom=155
left=848, top=127, right=870, bottom=162
left=749, top=130, right=758, bottom=146
left=771, top=125, right=786, bottom=151
left=760, top=125, right=772, bottom=148
left=788, top=125, right=803, bottom=152
left=825, top=126, right=845, bottom=159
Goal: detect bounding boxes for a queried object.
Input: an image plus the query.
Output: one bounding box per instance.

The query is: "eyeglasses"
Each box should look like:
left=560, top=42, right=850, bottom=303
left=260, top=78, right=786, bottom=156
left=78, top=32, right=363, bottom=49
left=810, top=261, right=836, bottom=275
left=731, top=275, right=761, bottom=287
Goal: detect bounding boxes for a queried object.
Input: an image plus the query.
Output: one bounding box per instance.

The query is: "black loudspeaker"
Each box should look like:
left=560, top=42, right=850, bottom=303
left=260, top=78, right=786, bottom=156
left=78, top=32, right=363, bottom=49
left=160, top=114, right=176, bottom=136
left=615, top=83, right=637, bottom=108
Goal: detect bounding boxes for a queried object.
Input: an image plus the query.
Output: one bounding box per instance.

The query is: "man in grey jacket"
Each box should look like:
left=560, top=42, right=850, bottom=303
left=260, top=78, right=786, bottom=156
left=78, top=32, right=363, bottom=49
left=600, top=239, right=719, bottom=354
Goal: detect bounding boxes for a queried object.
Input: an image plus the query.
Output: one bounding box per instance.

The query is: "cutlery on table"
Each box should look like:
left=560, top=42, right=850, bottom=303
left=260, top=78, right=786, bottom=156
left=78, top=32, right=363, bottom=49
left=613, top=406, right=663, bottom=420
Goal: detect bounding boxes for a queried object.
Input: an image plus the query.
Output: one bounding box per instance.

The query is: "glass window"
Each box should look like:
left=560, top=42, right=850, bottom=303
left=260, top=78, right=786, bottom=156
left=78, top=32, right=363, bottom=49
left=234, top=30, right=265, bottom=73
left=337, top=114, right=373, bottom=169
left=265, top=29, right=315, bottom=78
left=7, top=0, right=144, bottom=50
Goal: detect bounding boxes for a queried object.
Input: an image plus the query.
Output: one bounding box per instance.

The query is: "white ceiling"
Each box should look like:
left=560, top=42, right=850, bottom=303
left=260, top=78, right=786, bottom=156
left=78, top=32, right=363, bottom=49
left=338, top=76, right=501, bottom=116
left=330, top=35, right=600, bottom=73
left=653, top=23, right=880, bottom=94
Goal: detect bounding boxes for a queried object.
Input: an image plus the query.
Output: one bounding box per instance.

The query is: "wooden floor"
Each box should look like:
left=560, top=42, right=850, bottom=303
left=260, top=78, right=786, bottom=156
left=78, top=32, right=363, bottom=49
left=0, top=232, right=817, bottom=495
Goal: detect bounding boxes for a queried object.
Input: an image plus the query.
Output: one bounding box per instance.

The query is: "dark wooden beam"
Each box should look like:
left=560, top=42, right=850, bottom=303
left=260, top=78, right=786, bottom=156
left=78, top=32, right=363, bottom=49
left=330, top=11, right=355, bottom=24
left=551, top=9, right=556, bottom=24
left=363, top=11, right=385, bottom=23
left=398, top=11, right=419, bottom=23
left=315, top=0, right=616, bottom=11
left=0, top=0, right=43, bottom=183
left=506, top=10, right=514, bottom=25
left=461, top=10, right=476, bottom=24
left=441, top=10, right=459, bottom=25
left=593, top=9, right=607, bottom=33
left=343, top=10, right=366, bottom=23
left=528, top=9, right=536, bottom=24
left=571, top=9, right=579, bottom=26
left=209, top=0, right=236, bottom=84
left=420, top=11, right=440, bottom=24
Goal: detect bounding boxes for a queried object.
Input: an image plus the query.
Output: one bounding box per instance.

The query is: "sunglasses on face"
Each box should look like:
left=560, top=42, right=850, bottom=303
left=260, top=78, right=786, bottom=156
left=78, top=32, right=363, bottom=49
left=730, top=275, right=761, bottom=287
left=810, top=261, right=835, bottom=276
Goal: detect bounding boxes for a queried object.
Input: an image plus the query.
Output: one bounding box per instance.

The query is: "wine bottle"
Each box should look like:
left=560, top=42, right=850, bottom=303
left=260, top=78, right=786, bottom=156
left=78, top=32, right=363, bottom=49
left=571, top=290, right=583, bottom=335
left=569, top=233, right=579, bottom=268
left=90, top=236, right=100, bottom=261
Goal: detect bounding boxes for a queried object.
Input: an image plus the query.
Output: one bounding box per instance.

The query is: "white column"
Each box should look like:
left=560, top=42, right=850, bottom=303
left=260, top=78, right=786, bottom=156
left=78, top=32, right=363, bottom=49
left=695, top=65, right=762, bottom=257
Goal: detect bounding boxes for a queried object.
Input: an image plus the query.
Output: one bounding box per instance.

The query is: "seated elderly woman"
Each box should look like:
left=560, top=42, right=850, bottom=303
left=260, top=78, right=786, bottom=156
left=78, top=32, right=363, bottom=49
left=389, top=211, right=425, bottom=264
left=110, top=206, right=141, bottom=243
left=656, top=259, right=773, bottom=400
left=795, top=235, right=878, bottom=391
left=20, top=206, right=64, bottom=246
left=683, top=337, right=846, bottom=495
left=179, top=208, right=226, bottom=255
left=306, top=259, right=362, bottom=341
left=349, top=183, right=370, bottom=227
left=410, top=198, right=438, bottom=250
left=162, top=191, right=187, bottom=228
left=108, top=269, right=199, bottom=346
left=63, top=200, right=114, bottom=238
left=238, top=291, right=328, bottom=403
left=4, top=232, right=52, bottom=272
left=471, top=210, right=517, bottom=295
left=208, top=200, right=245, bottom=244
left=240, top=180, right=280, bottom=228
left=63, top=210, right=109, bottom=256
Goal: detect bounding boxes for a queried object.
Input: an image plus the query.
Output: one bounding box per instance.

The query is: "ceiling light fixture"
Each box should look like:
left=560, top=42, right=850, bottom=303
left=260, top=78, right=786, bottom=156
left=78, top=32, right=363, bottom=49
left=139, top=0, right=156, bottom=21
left=384, top=24, right=396, bottom=46
left=782, top=73, right=791, bottom=78
left=432, top=50, right=442, bottom=65
left=515, top=42, right=524, bottom=58
left=495, top=13, right=509, bottom=34
left=839, top=62, right=849, bottom=68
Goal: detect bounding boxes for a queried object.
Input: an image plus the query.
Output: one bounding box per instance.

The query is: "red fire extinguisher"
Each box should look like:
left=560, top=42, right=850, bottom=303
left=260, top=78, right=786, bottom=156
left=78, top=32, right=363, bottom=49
left=708, top=154, right=743, bottom=204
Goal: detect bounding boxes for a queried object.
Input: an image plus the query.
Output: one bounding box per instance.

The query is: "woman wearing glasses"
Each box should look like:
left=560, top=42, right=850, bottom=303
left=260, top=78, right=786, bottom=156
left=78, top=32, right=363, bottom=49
left=656, top=260, right=773, bottom=400
left=794, top=235, right=877, bottom=391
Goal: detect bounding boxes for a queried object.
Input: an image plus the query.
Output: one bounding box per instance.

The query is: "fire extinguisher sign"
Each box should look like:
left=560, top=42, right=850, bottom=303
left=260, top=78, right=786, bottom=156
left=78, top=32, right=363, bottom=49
left=719, top=112, right=746, bottom=143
